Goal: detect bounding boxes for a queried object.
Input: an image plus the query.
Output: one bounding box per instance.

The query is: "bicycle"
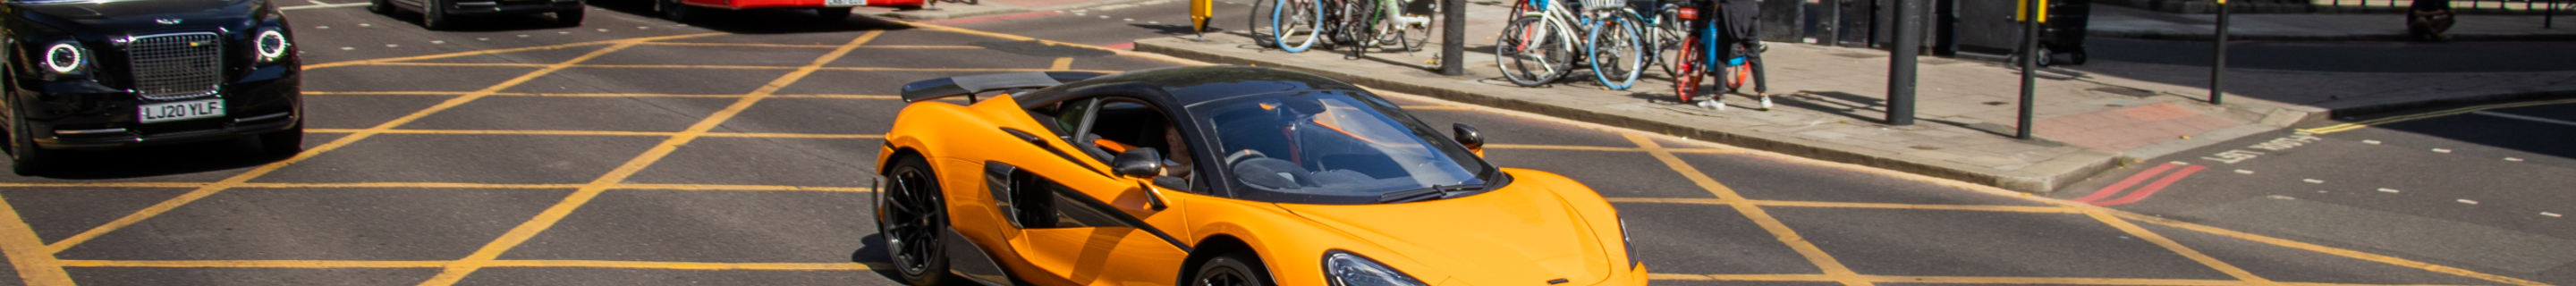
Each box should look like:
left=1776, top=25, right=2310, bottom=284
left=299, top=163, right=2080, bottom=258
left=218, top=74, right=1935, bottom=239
left=1494, top=0, right=1644, bottom=88
left=1271, top=0, right=1441, bottom=55
left=1662, top=2, right=1765, bottom=110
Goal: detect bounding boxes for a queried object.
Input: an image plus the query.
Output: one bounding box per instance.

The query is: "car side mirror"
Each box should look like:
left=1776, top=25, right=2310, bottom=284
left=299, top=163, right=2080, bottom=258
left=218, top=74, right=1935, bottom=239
left=1453, top=123, right=1484, bottom=156
left=1113, top=148, right=1163, bottom=179
left=1110, top=148, right=1172, bottom=210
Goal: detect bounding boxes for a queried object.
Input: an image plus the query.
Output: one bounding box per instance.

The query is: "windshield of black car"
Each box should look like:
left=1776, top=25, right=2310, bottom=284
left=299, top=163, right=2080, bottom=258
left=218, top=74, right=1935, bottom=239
left=1192, top=90, right=1491, bottom=203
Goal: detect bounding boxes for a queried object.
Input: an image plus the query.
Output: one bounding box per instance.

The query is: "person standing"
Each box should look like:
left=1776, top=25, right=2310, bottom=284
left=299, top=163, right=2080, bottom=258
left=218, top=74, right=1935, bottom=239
left=1708, top=0, right=1772, bottom=110
left=2409, top=0, right=2454, bottom=41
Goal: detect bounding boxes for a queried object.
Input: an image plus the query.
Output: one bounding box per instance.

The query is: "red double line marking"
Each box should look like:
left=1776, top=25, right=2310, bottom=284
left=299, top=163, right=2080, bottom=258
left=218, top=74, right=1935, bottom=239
left=2072, top=162, right=2207, bottom=206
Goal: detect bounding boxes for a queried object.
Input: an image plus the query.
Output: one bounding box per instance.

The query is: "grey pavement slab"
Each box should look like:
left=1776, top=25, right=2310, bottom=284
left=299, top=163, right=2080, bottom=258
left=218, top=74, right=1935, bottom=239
left=2089, top=4, right=2576, bottom=41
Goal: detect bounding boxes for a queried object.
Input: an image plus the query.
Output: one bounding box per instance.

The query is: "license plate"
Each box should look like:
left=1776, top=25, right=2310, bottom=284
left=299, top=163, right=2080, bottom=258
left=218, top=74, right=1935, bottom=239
left=825, top=0, right=861, bottom=6
left=138, top=99, right=225, bottom=123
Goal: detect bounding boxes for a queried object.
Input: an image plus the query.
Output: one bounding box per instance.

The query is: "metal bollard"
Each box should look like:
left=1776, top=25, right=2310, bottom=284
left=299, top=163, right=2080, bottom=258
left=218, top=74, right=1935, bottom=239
left=1443, top=0, right=1467, bottom=75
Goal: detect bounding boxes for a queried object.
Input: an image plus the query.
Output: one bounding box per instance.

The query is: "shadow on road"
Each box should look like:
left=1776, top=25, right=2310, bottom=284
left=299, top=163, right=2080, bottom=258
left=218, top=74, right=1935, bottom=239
left=15, top=139, right=289, bottom=180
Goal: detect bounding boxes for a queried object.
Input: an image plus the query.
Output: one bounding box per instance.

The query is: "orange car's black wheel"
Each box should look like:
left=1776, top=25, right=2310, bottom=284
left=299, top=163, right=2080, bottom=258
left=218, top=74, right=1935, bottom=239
left=1192, top=252, right=1274, bottom=286
left=881, top=156, right=952, bottom=286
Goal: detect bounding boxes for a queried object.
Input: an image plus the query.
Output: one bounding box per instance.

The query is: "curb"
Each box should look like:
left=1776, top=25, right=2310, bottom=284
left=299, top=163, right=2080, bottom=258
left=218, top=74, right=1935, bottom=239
left=1134, top=38, right=2127, bottom=193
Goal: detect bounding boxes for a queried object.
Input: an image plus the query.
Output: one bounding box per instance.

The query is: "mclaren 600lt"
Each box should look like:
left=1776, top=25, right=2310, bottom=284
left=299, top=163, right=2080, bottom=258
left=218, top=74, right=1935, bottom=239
left=873, top=66, right=1645, bottom=286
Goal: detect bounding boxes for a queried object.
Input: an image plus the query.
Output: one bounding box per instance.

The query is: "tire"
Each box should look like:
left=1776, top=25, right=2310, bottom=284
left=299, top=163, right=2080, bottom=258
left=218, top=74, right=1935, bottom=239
left=1496, top=16, right=1571, bottom=87
left=1191, top=251, right=1275, bottom=286
left=1670, top=31, right=1706, bottom=103
left=2034, top=46, right=2054, bottom=67
left=555, top=5, right=585, bottom=26
left=1649, top=4, right=1684, bottom=79
left=817, top=7, right=852, bottom=20
left=659, top=0, right=696, bottom=21
left=1389, top=0, right=1437, bottom=53
left=1589, top=13, right=1646, bottom=90
left=1249, top=0, right=1277, bottom=47
left=421, top=0, right=453, bottom=30
left=260, top=121, right=303, bottom=156
left=8, top=112, right=50, bottom=176
left=369, top=0, right=395, bottom=14
left=1273, top=0, right=1321, bottom=53
left=2069, top=49, right=2088, bottom=65
left=880, top=156, right=952, bottom=286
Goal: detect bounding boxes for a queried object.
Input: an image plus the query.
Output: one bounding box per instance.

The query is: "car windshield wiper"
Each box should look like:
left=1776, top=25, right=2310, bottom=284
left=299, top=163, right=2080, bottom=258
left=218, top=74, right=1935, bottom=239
left=1374, top=183, right=1486, bottom=204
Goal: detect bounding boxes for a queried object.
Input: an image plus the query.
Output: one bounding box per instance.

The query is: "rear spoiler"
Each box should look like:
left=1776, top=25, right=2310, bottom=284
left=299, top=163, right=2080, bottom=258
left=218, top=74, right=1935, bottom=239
left=898, top=72, right=1108, bottom=103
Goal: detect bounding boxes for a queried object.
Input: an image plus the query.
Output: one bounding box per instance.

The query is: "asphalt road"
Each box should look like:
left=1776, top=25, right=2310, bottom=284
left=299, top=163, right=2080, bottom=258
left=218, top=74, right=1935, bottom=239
left=2055, top=99, right=2576, bottom=284
left=0, top=1, right=2557, bottom=285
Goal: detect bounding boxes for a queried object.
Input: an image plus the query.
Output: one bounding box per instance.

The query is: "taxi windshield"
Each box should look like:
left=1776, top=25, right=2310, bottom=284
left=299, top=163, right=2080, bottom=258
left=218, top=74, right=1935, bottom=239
left=1192, top=90, right=1493, bottom=203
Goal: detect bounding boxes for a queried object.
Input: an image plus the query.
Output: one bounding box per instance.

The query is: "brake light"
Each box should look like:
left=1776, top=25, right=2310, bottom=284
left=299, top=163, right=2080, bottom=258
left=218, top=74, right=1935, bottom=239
left=1677, top=7, right=1698, bottom=21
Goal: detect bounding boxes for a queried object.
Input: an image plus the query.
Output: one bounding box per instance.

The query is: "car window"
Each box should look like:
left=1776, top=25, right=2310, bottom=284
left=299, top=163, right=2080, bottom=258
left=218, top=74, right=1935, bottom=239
left=1192, top=90, right=1490, bottom=203
left=1029, top=97, right=1200, bottom=186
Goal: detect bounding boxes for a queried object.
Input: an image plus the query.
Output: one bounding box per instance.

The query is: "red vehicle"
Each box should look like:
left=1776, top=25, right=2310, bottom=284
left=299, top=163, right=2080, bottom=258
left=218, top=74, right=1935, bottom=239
left=652, top=0, right=923, bottom=21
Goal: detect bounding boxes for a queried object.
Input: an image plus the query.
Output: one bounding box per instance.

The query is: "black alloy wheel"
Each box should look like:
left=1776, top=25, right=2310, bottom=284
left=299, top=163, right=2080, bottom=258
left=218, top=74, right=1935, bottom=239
left=5, top=80, right=48, bottom=176
left=881, top=156, right=952, bottom=286
left=422, top=0, right=453, bottom=30
left=1193, top=252, right=1274, bottom=286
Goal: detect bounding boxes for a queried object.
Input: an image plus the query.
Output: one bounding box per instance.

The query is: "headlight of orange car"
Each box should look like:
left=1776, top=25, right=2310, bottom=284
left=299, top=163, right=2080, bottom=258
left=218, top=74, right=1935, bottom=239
left=1326, top=250, right=1428, bottom=286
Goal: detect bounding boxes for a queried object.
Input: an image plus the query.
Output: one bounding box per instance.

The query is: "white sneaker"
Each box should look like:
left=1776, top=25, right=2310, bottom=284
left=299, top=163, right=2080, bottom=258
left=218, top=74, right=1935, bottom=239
left=1699, top=98, right=1724, bottom=111
left=1758, top=95, right=1773, bottom=109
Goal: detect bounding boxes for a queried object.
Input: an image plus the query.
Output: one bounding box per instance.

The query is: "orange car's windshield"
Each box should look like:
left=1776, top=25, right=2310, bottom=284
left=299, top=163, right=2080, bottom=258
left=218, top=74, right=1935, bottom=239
left=1194, top=90, right=1493, bottom=203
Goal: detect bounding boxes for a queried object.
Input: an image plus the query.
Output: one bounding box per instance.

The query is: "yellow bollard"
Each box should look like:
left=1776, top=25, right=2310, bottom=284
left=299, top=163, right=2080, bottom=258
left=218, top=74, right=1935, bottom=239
left=2016, top=0, right=2049, bottom=23
left=1191, top=0, right=1215, bottom=39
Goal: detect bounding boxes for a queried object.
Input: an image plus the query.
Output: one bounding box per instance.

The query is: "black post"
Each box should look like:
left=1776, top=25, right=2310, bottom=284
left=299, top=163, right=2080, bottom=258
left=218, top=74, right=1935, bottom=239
left=2016, top=0, right=2038, bottom=139
left=1441, top=0, right=1467, bottom=75
left=2549, top=0, right=2557, bottom=28
left=2211, top=0, right=2228, bottom=105
left=1887, top=0, right=1919, bottom=125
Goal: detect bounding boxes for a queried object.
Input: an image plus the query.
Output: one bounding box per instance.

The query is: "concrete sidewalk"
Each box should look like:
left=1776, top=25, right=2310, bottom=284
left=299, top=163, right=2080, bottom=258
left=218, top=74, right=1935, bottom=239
left=2090, top=4, right=2576, bottom=41
left=1124, top=0, right=2574, bottom=193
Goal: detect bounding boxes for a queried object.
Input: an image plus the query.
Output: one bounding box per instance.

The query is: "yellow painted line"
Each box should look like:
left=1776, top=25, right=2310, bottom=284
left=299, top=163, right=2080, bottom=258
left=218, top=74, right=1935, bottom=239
left=307, top=33, right=722, bottom=69
left=416, top=30, right=887, bottom=286
left=1400, top=105, right=1474, bottom=110
left=1483, top=144, right=1642, bottom=152
left=1051, top=57, right=1074, bottom=71
left=703, top=132, right=886, bottom=139
left=47, top=38, right=657, bottom=256
left=61, top=259, right=448, bottom=268
left=1652, top=273, right=2492, bottom=286
left=1606, top=198, right=2076, bottom=214
left=573, top=63, right=799, bottom=70
left=2081, top=210, right=2276, bottom=285
left=0, top=192, right=73, bottom=285
left=0, top=182, right=209, bottom=189
left=640, top=41, right=975, bottom=49
left=613, top=184, right=873, bottom=192
left=306, top=91, right=481, bottom=96
left=233, top=182, right=584, bottom=189
left=1624, top=133, right=1870, bottom=286
left=307, top=128, right=883, bottom=139
left=900, top=21, right=1202, bottom=65
left=762, top=94, right=906, bottom=99
left=2297, top=97, right=2576, bottom=134
left=364, top=63, right=551, bottom=68
left=2110, top=211, right=2555, bottom=286
left=814, top=66, right=1123, bottom=72
left=867, top=45, right=984, bottom=49
left=481, top=260, right=883, bottom=270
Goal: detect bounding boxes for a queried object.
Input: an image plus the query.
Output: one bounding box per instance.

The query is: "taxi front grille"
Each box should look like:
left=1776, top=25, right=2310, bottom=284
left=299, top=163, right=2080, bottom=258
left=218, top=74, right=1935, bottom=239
left=125, top=32, right=225, bottom=100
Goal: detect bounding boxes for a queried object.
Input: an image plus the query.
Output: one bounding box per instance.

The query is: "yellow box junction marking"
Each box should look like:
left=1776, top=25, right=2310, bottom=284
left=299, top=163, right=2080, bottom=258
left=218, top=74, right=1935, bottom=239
left=413, top=29, right=886, bottom=286
left=2299, top=97, right=2576, bottom=134
left=1624, top=133, right=1872, bottom=286
left=2080, top=210, right=2276, bottom=285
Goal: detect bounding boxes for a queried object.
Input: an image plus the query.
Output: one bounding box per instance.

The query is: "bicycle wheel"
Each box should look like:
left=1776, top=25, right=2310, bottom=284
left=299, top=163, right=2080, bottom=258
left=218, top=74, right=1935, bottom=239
left=1496, top=16, right=1572, bottom=87
left=1670, top=32, right=1706, bottom=103
left=1589, top=12, right=1646, bottom=90
left=1274, top=0, right=1323, bottom=53
left=1336, top=0, right=1382, bottom=49
left=1387, top=0, right=1439, bottom=53
left=1650, top=3, right=1686, bottom=79
left=1250, top=0, right=1277, bottom=47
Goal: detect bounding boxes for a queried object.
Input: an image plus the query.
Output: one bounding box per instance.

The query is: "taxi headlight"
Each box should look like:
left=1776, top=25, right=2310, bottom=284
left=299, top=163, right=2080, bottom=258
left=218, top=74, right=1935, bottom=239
left=43, top=42, right=85, bottom=74
left=1325, top=250, right=1428, bottom=286
left=254, top=29, right=291, bottom=62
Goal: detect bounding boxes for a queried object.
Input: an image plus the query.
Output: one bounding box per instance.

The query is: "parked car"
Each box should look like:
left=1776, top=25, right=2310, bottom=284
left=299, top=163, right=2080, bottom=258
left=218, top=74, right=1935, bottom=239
left=651, top=0, right=919, bottom=21
left=4, top=0, right=307, bottom=175
left=369, top=0, right=584, bottom=29
left=873, top=66, right=1648, bottom=286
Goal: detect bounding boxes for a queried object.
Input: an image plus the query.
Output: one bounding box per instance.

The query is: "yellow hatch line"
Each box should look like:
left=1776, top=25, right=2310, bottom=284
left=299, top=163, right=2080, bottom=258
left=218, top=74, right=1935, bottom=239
left=1607, top=198, right=2074, bottom=213
left=1625, top=134, right=1872, bottom=286
left=2298, top=97, right=2576, bottom=134
left=306, top=33, right=724, bottom=69
left=56, top=259, right=885, bottom=271
left=1651, top=273, right=2486, bottom=286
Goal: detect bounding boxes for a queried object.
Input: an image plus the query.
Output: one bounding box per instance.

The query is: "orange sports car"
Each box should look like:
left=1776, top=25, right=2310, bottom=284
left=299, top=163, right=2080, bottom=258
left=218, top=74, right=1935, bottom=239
left=872, top=66, right=1646, bottom=286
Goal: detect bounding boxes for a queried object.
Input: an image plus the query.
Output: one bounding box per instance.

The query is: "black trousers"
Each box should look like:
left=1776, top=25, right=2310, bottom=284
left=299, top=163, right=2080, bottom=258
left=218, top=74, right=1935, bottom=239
left=1712, top=16, right=1767, bottom=94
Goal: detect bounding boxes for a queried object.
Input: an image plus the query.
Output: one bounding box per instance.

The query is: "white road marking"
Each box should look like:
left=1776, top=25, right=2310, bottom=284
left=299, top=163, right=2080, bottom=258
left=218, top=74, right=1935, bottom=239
left=2362, top=139, right=2381, bottom=145
left=340, top=46, right=354, bottom=50
left=2302, top=179, right=2324, bottom=183
left=597, top=29, right=611, bottom=32
left=1101, top=15, right=1113, bottom=19
left=2267, top=195, right=2298, bottom=200
left=385, top=44, right=399, bottom=47
left=639, top=26, right=651, bottom=29
left=431, top=40, right=445, bottom=44
left=1124, top=18, right=1134, bottom=21
left=359, top=23, right=372, bottom=27
left=2169, top=161, right=2192, bottom=165
left=2377, top=188, right=2401, bottom=193
left=2506, top=157, right=2525, bottom=162
left=2456, top=199, right=2478, bottom=205
left=280, top=3, right=371, bottom=10
left=309, top=0, right=329, bottom=4
left=559, top=31, right=572, bottom=34
left=2473, top=111, right=2576, bottom=127
left=2233, top=169, right=2253, bottom=174
left=2432, top=148, right=2452, bottom=153
left=519, top=35, right=532, bottom=38
left=2546, top=212, right=2563, bottom=218
left=317, top=26, right=331, bottom=29
left=479, top=38, right=491, bottom=41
